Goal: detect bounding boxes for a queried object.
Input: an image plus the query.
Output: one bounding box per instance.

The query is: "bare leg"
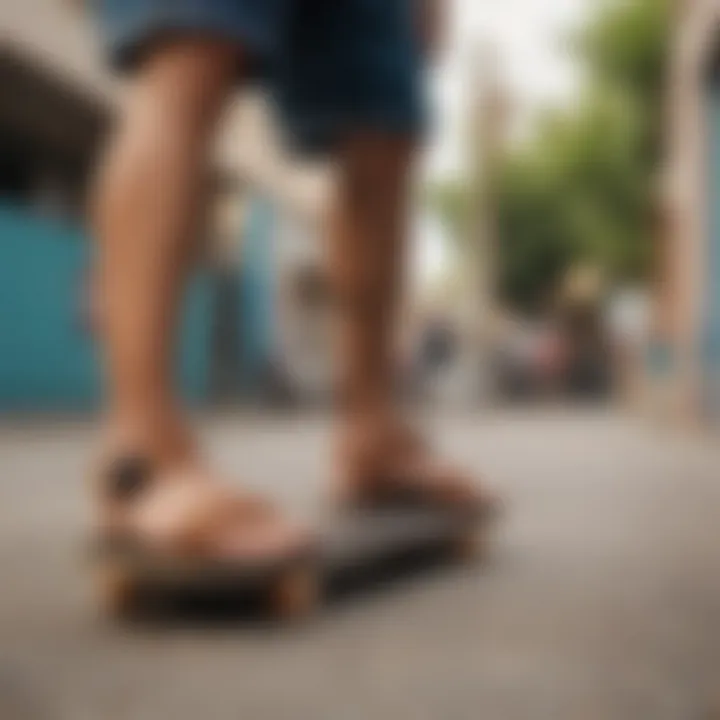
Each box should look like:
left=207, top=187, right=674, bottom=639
left=331, top=133, right=413, bottom=419
left=331, top=133, right=492, bottom=508
left=91, top=39, right=303, bottom=562
left=93, top=39, right=237, bottom=465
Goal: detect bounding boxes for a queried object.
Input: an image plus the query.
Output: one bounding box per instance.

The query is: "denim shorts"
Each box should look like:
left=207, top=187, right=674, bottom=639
left=96, top=0, right=425, bottom=155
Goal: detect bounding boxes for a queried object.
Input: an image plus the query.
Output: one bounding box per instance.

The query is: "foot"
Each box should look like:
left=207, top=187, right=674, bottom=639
left=336, top=416, right=500, bottom=517
left=93, top=423, right=309, bottom=565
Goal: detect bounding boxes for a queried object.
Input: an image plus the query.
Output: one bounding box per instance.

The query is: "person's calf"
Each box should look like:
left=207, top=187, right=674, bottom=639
left=91, top=38, right=239, bottom=474
left=330, top=133, right=415, bottom=417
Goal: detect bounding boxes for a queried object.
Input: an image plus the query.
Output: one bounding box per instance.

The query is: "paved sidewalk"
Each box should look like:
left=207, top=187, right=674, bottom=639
left=1, top=410, right=719, bottom=720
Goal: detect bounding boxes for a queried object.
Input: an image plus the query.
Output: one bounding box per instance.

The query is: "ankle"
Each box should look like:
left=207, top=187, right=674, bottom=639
left=101, top=407, right=197, bottom=470
left=338, top=408, right=403, bottom=475
left=341, top=405, right=403, bottom=445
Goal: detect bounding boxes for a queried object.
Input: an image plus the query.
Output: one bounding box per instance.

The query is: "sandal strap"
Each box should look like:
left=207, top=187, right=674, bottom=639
left=102, top=455, right=154, bottom=502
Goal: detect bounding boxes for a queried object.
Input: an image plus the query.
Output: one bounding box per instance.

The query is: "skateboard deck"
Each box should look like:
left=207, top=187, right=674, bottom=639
left=96, top=505, right=490, bottom=621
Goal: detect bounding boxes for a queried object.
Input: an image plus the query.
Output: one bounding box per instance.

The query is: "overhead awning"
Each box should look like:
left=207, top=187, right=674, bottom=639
left=0, top=41, right=111, bottom=163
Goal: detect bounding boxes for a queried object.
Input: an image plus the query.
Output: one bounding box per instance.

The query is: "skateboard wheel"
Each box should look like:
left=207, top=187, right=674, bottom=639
left=268, top=564, right=319, bottom=621
left=96, top=563, right=142, bottom=619
left=451, top=529, right=484, bottom=562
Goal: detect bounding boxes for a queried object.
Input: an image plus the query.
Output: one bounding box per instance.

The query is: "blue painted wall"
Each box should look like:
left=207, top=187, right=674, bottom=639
left=704, top=78, right=720, bottom=418
left=238, top=195, right=277, bottom=386
left=0, top=204, right=212, bottom=412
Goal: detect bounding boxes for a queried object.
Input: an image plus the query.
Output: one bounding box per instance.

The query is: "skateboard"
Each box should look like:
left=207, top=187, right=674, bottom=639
left=95, top=504, right=491, bottom=621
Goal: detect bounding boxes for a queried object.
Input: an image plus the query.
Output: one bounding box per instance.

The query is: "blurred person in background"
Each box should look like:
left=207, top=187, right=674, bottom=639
left=90, top=0, right=496, bottom=579
left=417, top=311, right=458, bottom=404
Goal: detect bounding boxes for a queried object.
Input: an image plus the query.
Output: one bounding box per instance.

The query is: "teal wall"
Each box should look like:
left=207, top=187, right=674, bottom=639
left=0, top=205, right=211, bottom=412
left=238, top=195, right=277, bottom=386
left=705, top=76, right=720, bottom=417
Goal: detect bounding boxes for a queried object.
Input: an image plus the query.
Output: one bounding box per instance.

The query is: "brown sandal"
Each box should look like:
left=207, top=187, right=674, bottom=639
left=333, top=424, right=501, bottom=562
left=91, top=455, right=318, bottom=620
left=340, top=424, right=498, bottom=515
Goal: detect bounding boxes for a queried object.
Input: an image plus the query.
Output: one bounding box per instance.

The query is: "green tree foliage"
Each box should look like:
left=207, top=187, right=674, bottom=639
left=431, top=0, right=672, bottom=313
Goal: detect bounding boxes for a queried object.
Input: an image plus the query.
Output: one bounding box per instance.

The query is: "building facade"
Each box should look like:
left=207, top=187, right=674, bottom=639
left=655, top=0, right=720, bottom=426
left=0, top=1, right=333, bottom=411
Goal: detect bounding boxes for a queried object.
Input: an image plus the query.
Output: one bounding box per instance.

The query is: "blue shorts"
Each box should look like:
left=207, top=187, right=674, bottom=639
left=97, top=0, right=425, bottom=155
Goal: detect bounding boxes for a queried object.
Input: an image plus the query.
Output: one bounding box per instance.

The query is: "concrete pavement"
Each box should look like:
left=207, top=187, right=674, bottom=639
left=1, top=409, right=720, bottom=719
